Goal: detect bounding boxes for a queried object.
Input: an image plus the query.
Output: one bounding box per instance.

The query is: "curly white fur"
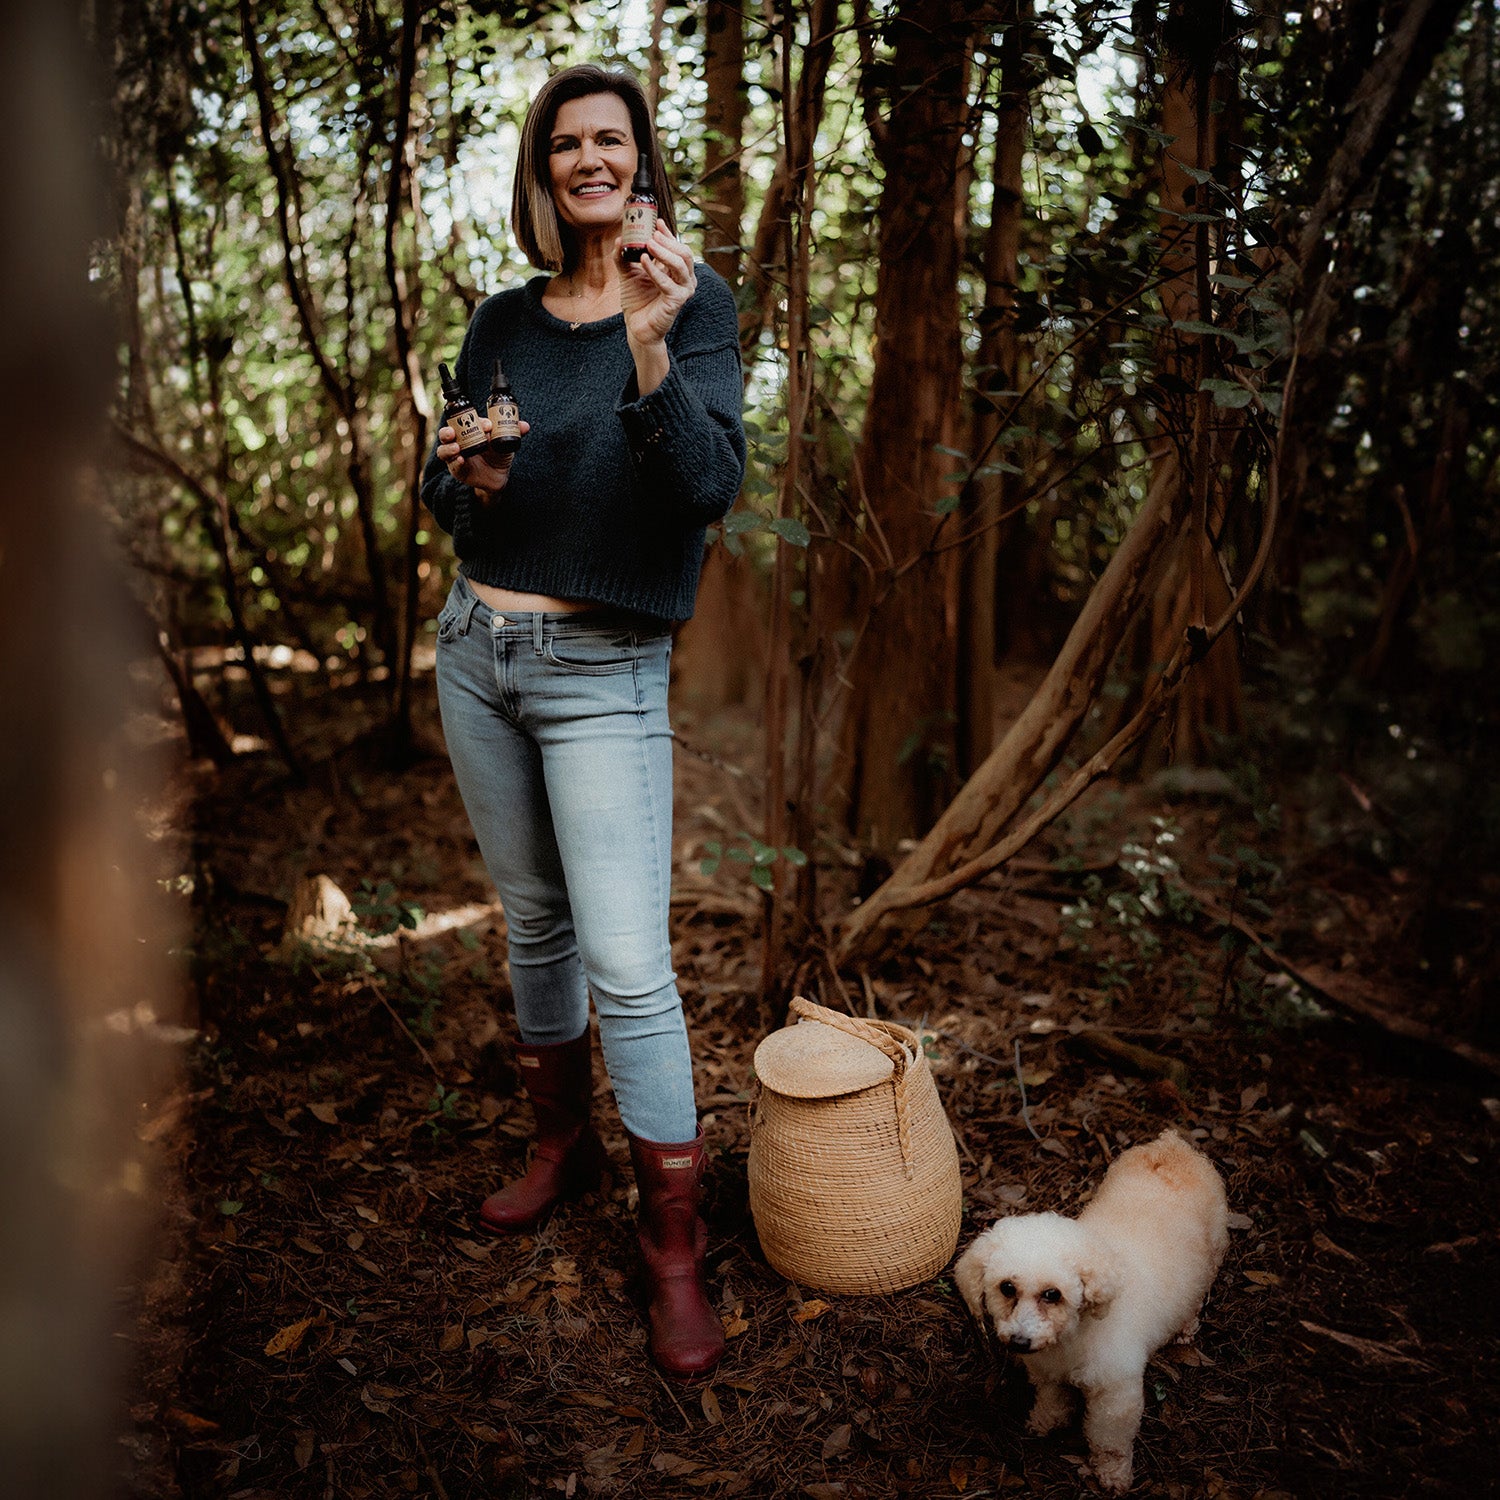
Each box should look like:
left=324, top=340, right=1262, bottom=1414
left=954, top=1130, right=1229, bottom=1493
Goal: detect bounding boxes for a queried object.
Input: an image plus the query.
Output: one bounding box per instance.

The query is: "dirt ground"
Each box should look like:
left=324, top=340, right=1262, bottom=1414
left=115, top=670, right=1500, bottom=1500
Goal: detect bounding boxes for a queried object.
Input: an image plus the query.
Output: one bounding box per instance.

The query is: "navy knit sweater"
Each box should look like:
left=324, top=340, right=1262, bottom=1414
left=420, top=262, right=746, bottom=622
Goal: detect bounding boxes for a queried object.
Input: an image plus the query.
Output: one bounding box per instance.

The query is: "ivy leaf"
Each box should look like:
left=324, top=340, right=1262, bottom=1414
left=750, top=866, right=774, bottom=891
left=768, top=516, right=810, bottom=548
left=1199, top=378, right=1254, bottom=409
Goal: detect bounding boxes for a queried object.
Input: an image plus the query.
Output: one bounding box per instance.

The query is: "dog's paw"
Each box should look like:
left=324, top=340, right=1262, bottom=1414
left=1171, top=1316, right=1200, bottom=1345
left=1089, top=1449, right=1133, bottom=1494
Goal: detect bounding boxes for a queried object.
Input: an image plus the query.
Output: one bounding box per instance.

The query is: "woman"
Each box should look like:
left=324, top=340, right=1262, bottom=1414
left=419, top=65, right=745, bottom=1380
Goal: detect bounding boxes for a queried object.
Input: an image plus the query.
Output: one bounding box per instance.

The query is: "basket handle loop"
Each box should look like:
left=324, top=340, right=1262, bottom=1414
left=788, top=997, right=917, bottom=1179
left=789, top=996, right=909, bottom=1072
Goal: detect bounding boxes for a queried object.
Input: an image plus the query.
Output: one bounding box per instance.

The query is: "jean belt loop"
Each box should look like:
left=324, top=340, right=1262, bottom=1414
left=532, top=612, right=545, bottom=655
left=456, top=584, right=480, bottom=637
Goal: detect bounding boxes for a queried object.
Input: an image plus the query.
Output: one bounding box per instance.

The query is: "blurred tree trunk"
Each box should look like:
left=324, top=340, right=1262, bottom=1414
left=3, top=6, right=178, bottom=1497
left=838, top=0, right=973, bottom=850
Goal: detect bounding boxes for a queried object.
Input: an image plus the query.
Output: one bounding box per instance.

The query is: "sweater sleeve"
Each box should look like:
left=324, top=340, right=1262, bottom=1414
left=616, top=268, right=747, bottom=528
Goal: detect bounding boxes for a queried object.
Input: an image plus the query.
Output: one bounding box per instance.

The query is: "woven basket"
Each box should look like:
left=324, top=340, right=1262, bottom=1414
left=747, top=997, right=962, bottom=1295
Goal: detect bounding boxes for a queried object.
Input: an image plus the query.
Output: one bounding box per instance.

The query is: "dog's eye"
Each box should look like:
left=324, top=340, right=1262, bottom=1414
left=1040, top=1288, right=1062, bottom=1304
left=998, top=1280, right=1016, bottom=1299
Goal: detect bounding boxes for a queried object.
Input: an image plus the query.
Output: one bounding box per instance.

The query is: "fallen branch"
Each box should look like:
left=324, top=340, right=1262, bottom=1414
left=1067, top=1028, right=1191, bottom=1090
left=1298, top=1320, right=1433, bottom=1373
left=1189, top=887, right=1500, bottom=1082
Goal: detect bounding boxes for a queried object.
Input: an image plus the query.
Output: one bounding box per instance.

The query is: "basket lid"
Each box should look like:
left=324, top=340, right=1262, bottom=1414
left=754, top=1019, right=898, bottom=1100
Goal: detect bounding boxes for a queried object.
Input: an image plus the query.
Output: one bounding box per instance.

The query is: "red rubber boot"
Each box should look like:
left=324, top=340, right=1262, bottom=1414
left=627, top=1128, right=725, bottom=1378
left=479, top=1032, right=608, bottom=1233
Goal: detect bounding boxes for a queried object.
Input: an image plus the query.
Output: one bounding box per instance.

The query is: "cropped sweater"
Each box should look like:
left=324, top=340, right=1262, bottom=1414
left=420, top=262, right=746, bottom=622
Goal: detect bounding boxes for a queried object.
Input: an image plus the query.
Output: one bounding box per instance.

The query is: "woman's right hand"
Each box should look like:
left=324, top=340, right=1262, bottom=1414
left=438, top=419, right=531, bottom=503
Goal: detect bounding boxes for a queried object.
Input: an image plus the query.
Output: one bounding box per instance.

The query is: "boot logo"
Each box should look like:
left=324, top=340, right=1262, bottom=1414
left=660, top=1155, right=695, bottom=1170
left=519, top=1056, right=542, bottom=1068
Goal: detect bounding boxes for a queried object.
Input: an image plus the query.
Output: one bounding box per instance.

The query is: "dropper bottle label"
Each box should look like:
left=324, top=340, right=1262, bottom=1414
left=438, top=362, right=489, bottom=456
left=486, top=357, right=522, bottom=456
left=621, top=151, right=656, bottom=263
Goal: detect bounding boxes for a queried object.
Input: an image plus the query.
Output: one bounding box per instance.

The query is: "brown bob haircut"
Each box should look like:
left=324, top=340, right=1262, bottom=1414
left=511, top=64, right=676, bottom=273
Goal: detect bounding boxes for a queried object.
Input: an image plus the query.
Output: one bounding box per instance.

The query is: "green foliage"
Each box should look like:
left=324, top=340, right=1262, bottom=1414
left=700, top=834, right=807, bottom=893
left=353, top=879, right=424, bottom=938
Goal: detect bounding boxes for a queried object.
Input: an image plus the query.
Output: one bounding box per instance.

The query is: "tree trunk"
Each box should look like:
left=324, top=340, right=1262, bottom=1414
left=839, top=0, right=972, bottom=850
left=1133, top=0, right=1242, bottom=766
left=671, top=0, right=759, bottom=713
left=959, top=3, right=1028, bottom=776
left=701, top=0, right=746, bottom=287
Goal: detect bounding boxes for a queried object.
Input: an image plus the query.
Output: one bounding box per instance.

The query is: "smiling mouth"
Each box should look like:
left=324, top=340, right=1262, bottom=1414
left=571, top=183, right=616, bottom=199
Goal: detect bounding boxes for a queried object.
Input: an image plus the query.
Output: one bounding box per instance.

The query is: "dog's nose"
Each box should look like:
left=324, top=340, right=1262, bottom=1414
left=1007, top=1335, right=1032, bottom=1352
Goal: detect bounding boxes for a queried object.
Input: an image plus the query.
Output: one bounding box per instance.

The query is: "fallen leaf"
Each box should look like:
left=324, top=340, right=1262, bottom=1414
left=453, top=1239, right=493, bottom=1262
left=164, top=1407, right=219, bottom=1435
left=722, top=1313, right=750, bottom=1339
left=307, top=1102, right=339, bottom=1125
left=294, top=1431, right=316, bottom=1469
left=1226, top=1211, right=1253, bottom=1230
left=1243, top=1270, right=1282, bottom=1287
left=701, top=1387, right=723, bottom=1425
left=291, top=1237, right=323, bottom=1256
left=792, top=1299, right=832, bottom=1324
left=264, top=1317, right=316, bottom=1357
left=354, top=1205, right=379, bottom=1224
left=622, top=1428, right=646, bottom=1458
left=564, top=1392, right=614, bottom=1409
left=950, top=1459, right=970, bottom=1492
left=652, top=1452, right=701, bottom=1476
left=821, top=1423, right=852, bottom=1461
left=803, top=1485, right=846, bottom=1500
left=439, top=1324, right=464, bottom=1352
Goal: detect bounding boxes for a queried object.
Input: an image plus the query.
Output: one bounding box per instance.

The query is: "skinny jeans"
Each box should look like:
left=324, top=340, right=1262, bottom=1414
left=433, top=572, right=696, bottom=1143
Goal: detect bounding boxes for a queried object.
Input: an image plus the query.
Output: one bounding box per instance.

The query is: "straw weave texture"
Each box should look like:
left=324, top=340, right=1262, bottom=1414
left=747, top=999, right=962, bottom=1295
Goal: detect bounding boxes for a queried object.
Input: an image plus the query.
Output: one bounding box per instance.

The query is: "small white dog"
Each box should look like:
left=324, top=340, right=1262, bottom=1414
left=954, top=1130, right=1229, bottom=1493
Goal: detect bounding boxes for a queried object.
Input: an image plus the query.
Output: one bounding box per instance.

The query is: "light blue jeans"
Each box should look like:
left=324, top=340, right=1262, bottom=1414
left=434, top=572, right=697, bottom=1143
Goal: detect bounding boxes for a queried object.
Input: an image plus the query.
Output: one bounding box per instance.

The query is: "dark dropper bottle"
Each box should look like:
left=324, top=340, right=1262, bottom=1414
left=621, top=151, right=656, bottom=264
left=438, top=363, right=489, bottom=458
left=485, top=357, right=522, bottom=457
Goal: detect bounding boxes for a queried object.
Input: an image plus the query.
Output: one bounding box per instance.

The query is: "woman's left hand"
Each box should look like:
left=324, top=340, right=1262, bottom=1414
left=618, top=223, right=697, bottom=349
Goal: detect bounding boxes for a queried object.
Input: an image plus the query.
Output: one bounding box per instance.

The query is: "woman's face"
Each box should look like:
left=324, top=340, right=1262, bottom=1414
left=547, top=92, right=638, bottom=240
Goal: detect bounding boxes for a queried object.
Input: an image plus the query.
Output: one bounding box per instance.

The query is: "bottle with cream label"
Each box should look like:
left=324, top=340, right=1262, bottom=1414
left=439, top=362, right=489, bottom=458
left=621, top=151, right=656, bottom=264
left=486, top=357, right=522, bottom=458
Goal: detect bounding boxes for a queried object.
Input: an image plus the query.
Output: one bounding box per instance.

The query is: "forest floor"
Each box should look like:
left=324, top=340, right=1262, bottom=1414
left=116, top=664, right=1500, bottom=1500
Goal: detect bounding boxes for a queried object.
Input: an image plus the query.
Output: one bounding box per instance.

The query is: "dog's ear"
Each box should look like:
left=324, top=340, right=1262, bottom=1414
left=952, top=1236, right=991, bottom=1321
left=1078, top=1249, right=1122, bottom=1319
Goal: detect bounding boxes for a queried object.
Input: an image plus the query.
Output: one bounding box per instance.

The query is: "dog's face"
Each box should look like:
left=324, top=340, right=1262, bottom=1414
left=953, top=1214, right=1116, bottom=1355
